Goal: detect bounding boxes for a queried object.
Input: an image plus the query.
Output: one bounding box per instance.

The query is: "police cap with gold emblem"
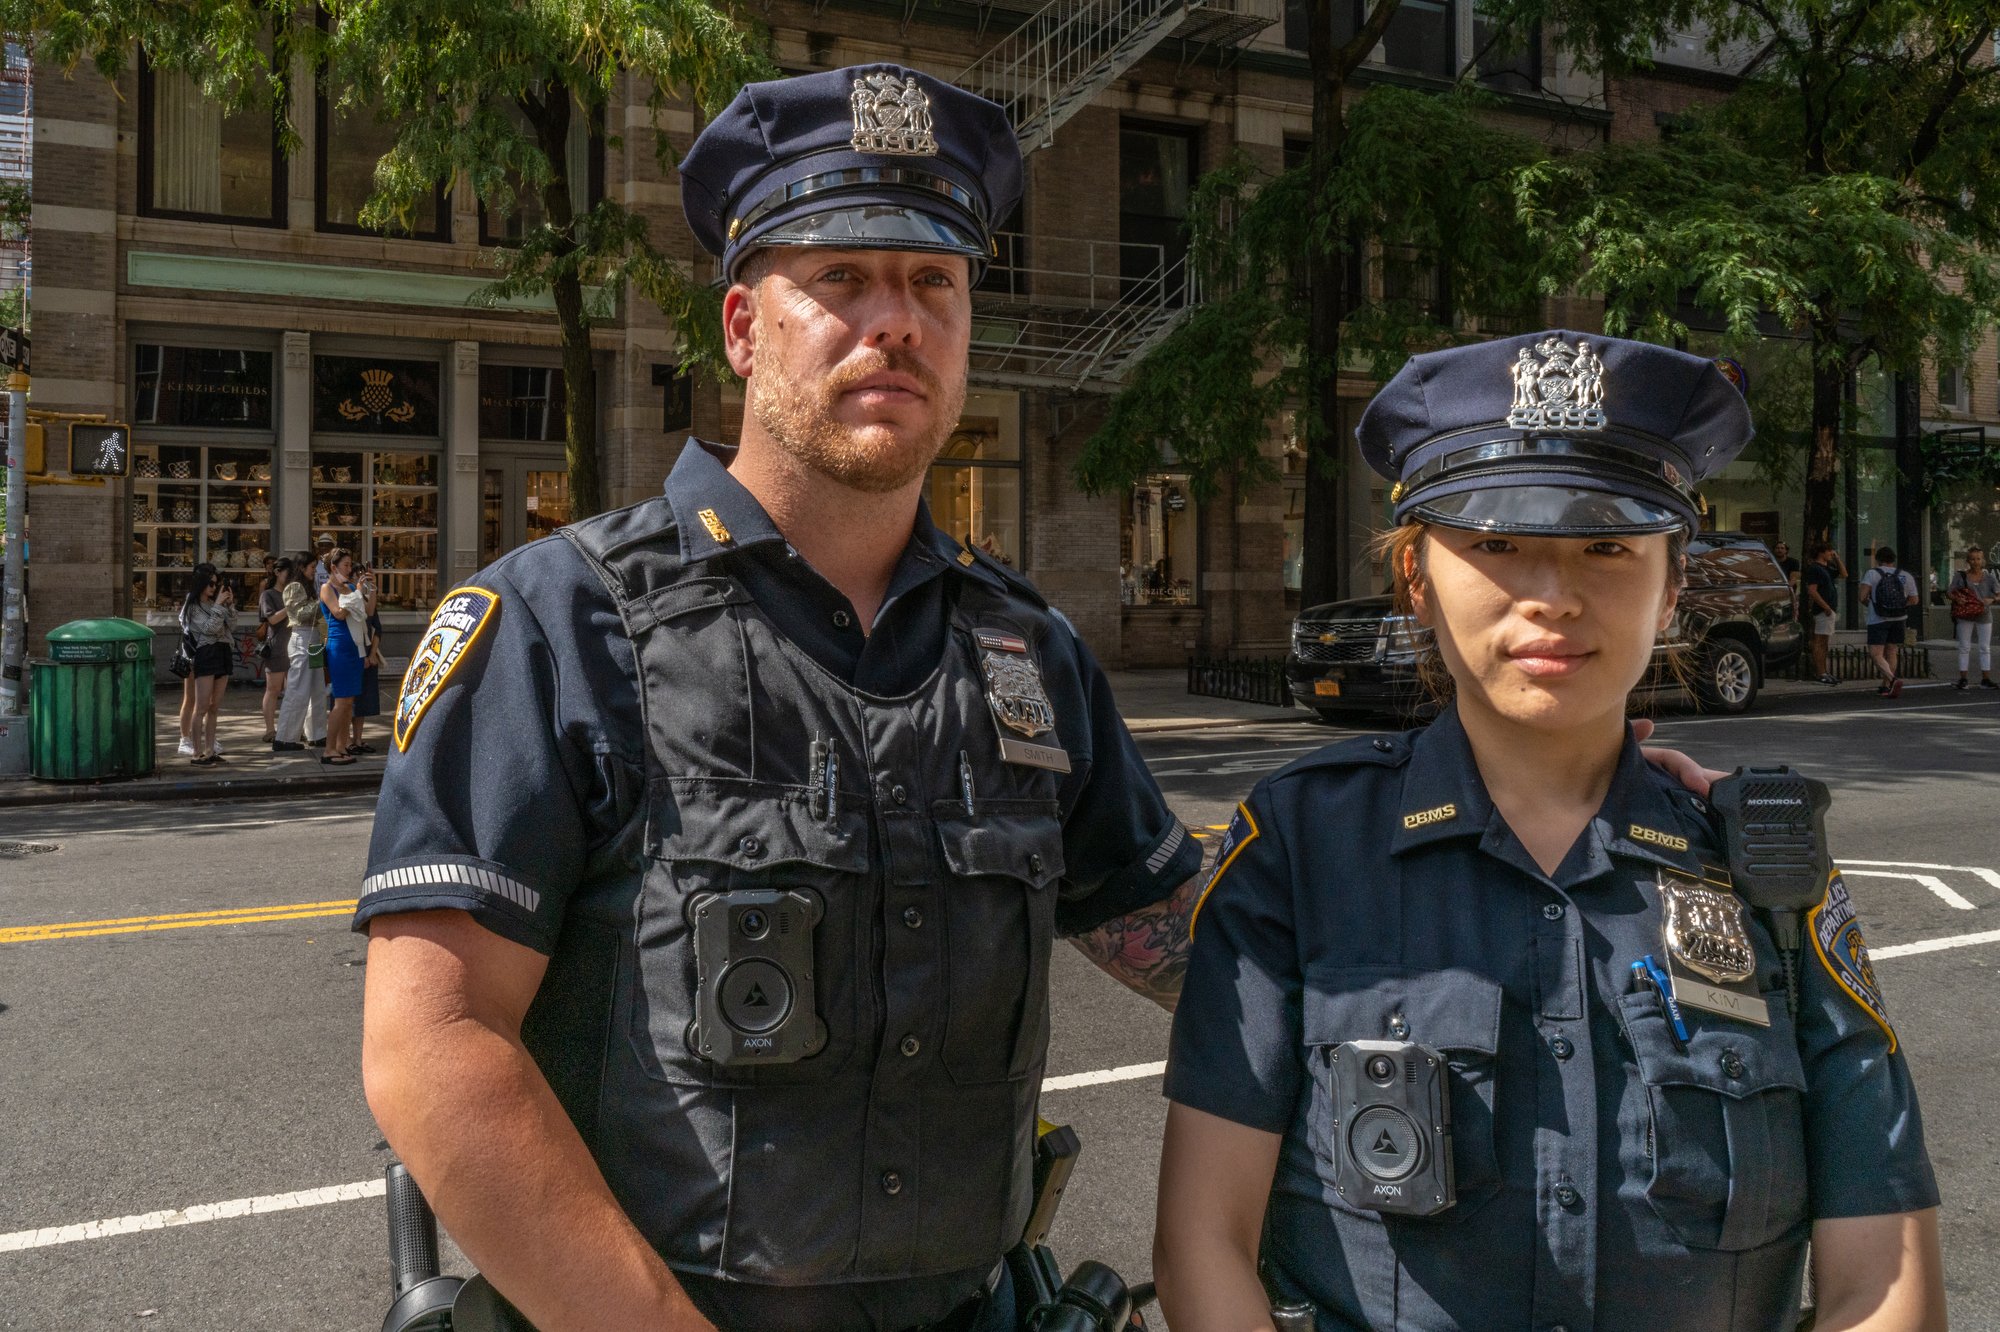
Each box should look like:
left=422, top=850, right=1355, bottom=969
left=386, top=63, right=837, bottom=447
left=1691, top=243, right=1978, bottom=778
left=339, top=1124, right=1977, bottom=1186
left=1357, top=330, right=1754, bottom=536
left=679, top=63, right=1024, bottom=283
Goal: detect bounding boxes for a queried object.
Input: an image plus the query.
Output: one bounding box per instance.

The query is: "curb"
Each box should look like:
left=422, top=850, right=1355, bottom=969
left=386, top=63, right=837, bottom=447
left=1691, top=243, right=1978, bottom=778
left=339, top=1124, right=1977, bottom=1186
left=1127, top=712, right=1307, bottom=735
left=0, top=767, right=382, bottom=809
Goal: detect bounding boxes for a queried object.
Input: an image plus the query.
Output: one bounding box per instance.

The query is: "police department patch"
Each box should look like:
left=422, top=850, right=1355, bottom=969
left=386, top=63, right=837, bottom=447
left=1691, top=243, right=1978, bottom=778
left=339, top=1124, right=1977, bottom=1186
left=1189, top=803, right=1260, bottom=939
left=1811, top=871, right=1896, bottom=1052
left=394, top=587, right=501, bottom=753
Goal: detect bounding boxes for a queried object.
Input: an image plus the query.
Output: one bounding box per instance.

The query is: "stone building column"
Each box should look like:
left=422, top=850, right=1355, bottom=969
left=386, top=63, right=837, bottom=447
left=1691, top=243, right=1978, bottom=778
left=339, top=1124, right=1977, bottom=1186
left=278, top=331, right=311, bottom=556
left=446, top=340, right=480, bottom=588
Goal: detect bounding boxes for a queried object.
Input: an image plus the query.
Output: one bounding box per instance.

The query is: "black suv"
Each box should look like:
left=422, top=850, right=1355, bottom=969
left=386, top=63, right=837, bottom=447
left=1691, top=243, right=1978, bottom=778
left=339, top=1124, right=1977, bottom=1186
left=1286, top=532, right=1803, bottom=719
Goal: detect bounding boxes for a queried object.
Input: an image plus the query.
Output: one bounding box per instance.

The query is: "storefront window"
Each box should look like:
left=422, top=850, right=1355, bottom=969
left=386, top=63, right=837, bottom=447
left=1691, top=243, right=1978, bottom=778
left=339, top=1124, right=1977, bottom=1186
left=129, top=441, right=276, bottom=612
left=313, top=355, right=442, bottom=436
left=139, top=45, right=284, bottom=223
left=926, top=393, right=1023, bottom=566
left=478, top=365, right=567, bottom=441
left=309, top=449, right=440, bottom=612
left=1122, top=472, right=1200, bottom=606
left=134, top=345, right=274, bottom=430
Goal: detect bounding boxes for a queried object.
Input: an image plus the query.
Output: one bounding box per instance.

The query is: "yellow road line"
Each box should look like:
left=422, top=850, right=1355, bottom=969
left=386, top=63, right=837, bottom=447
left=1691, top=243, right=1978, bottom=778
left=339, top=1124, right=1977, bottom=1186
left=0, top=900, right=360, bottom=945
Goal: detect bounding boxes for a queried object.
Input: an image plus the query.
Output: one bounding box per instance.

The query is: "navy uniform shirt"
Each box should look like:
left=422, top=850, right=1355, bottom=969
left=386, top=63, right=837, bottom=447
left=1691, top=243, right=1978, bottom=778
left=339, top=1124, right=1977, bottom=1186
left=355, top=442, right=1199, bottom=1327
left=1166, top=706, right=1936, bottom=1332
left=358, top=440, right=1195, bottom=952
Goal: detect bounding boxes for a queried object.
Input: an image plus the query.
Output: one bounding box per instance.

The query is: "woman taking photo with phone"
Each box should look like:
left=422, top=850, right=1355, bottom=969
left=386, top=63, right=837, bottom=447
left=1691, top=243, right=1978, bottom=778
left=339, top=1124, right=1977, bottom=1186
left=1155, top=333, right=1944, bottom=1332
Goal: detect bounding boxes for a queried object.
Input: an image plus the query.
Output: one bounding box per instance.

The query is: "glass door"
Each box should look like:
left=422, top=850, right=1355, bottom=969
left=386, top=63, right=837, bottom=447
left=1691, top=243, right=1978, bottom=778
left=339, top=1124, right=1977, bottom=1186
left=478, top=455, right=571, bottom=569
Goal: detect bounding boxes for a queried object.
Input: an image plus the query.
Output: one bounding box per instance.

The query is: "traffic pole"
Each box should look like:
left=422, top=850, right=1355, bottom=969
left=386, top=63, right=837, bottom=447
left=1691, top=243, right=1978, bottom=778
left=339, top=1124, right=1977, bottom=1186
left=1, top=367, right=26, bottom=716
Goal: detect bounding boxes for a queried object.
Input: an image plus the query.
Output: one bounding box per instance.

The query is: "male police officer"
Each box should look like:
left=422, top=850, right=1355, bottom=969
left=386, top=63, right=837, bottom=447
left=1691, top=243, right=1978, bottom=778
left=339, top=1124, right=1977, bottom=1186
left=355, top=66, right=1204, bottom=1332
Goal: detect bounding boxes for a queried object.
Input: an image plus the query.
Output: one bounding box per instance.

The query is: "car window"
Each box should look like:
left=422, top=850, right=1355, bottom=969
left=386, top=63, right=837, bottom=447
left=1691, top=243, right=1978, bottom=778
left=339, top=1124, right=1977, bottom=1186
left=1692, top=542, right=1783, bottom=586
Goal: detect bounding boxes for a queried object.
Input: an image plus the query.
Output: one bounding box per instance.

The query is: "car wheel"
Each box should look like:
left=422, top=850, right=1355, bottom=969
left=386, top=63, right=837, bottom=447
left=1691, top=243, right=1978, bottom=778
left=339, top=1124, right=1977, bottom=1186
left=1694, top=638, right=1759, bottom=713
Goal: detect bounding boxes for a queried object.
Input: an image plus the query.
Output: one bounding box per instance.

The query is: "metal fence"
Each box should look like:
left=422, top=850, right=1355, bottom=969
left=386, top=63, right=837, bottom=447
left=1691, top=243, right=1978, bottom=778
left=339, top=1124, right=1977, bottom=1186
left=1186, top=655, right=1294, bottom=708
left=1790, top=644, right=1932, bottom=682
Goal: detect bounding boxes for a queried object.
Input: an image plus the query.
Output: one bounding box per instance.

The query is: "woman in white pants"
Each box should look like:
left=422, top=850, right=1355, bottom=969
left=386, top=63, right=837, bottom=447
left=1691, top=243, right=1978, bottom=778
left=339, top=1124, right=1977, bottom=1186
left=273, top=554, right=329, bottom=749
left=1949, top=546, right=1999, bottom=689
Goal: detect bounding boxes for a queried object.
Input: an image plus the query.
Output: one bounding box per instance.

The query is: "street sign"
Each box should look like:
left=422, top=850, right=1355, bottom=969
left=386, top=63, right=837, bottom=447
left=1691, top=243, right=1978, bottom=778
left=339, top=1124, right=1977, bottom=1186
left=70, top=423, right=131, bottom=477
left=0, top=327, right=28, bottom=374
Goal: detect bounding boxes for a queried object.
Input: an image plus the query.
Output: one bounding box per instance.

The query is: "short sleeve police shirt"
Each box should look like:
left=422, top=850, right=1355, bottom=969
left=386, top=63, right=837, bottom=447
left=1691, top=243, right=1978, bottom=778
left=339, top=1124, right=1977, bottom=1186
left=1165, top=707, right=1937, bottom=1332
left=356, top=442, right=1197, bottom=950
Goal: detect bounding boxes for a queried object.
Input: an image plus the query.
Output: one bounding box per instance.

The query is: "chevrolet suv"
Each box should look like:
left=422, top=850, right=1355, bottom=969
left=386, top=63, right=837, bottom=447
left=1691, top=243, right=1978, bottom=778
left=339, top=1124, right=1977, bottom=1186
left=1285, top=532, right=1803, bottom=719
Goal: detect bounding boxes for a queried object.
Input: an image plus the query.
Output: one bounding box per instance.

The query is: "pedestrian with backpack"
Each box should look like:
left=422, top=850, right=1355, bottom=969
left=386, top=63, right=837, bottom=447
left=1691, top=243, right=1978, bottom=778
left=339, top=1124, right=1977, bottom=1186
left=1861, top=545, right=1919, bottom=697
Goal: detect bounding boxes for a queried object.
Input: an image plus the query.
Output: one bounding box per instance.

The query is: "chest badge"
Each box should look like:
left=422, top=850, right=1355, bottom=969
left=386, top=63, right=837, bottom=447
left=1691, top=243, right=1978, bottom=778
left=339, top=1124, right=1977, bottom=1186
left=1659, top=869, right=1769, bottom=1026
left=976, top=630, right=1070, bottom=773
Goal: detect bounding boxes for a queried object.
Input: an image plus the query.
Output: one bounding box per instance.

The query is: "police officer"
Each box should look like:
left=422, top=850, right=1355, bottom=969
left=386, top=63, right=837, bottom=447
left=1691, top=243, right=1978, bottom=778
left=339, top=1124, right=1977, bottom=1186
left=1153, top=332, right=1945, bottom=1331
left=356, top=66, right=1203, bottom=1332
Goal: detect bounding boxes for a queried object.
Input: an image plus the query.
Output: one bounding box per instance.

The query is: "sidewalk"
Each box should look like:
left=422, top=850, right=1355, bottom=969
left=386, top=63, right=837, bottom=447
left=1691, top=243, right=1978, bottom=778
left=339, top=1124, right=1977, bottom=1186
left=0, top=657, right=1959, bottom=807
left=0, top=679, right=389, bottom=807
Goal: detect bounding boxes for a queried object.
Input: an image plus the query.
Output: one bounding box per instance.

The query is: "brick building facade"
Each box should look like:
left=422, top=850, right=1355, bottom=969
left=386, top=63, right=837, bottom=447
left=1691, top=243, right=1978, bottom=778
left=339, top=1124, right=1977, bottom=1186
left=22, top=1, right=1634, bottom=669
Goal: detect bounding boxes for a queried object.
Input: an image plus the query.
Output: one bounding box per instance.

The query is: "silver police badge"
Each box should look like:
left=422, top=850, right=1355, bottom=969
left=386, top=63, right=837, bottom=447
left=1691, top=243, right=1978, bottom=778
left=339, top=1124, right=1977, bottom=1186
left=977, top=631, right=1070, bottom=773
left=1661, top=879, right=1757, bottom=985
left=850, top=72, right=937, bottom=156
left=1506, top=335, right=1608, bottom=431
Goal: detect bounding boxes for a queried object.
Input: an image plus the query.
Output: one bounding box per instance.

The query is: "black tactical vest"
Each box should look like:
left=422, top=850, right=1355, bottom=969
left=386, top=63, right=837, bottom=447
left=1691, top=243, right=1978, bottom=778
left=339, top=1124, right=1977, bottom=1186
left=549, top=499, right=1068, bottom=1286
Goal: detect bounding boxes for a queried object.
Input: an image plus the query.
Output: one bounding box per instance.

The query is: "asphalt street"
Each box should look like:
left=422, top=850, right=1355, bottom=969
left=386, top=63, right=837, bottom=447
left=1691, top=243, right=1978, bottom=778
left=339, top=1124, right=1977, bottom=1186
left=3, top=686, right=1999, bottom=1329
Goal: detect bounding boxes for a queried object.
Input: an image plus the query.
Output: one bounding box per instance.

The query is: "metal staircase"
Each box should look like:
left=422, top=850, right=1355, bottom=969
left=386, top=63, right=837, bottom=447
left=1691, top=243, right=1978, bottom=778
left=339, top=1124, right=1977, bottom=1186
left=968, top=233, right=1203, bottom=391
left=961, top=0, right=1274, bottom=151
left=957, top=0, right=1271, bottom=390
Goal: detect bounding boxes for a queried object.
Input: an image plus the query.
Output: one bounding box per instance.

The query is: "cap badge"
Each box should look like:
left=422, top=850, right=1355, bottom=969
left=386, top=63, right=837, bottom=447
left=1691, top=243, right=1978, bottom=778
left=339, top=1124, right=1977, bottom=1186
left=851, top=72, right=937, bottom=157
left=1506, top=335, right=1608, bottom=432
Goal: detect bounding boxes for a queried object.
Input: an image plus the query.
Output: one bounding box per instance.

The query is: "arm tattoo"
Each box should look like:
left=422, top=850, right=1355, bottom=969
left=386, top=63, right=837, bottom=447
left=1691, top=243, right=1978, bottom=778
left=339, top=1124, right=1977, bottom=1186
left=1070, top=874, right=1202, bottom=1012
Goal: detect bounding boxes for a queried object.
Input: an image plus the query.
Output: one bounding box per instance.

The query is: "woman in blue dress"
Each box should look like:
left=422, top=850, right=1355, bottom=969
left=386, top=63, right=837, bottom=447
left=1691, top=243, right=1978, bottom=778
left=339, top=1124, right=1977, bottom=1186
left=1154, top=332, right=1944, bottom=1332
left=317, top=546, right=370, bottom=766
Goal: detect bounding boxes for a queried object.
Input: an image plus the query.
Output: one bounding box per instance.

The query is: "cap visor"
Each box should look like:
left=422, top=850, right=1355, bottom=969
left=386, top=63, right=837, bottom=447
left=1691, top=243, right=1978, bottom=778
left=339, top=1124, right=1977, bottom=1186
left=739, top=206, right=984, bottom=269
left=1412, top=484, right=1685, bottom=536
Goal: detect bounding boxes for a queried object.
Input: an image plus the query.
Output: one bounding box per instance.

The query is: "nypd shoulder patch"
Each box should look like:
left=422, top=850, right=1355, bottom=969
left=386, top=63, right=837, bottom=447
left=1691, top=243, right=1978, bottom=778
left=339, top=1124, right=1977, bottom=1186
left=394, top=586, right=501, bottom=753
left=1189, top=802, right=1261, bottom=939
left=1810, top=871, right=1896, bottom=1053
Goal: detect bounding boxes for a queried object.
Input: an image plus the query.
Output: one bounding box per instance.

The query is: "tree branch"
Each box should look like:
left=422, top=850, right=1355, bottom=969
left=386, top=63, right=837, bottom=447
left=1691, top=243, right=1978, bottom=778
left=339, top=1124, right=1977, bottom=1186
left=1903, top=22, right=1994, bottom=177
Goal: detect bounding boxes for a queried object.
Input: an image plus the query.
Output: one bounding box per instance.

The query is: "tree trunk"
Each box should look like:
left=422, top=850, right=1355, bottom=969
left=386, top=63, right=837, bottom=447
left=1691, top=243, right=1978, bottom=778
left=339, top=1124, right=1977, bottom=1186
left=1801, top=315, right=1845, bottom=549
left=1299, top=7, right=1348, bottom=610
left=527, top=84, right=603, bottom=520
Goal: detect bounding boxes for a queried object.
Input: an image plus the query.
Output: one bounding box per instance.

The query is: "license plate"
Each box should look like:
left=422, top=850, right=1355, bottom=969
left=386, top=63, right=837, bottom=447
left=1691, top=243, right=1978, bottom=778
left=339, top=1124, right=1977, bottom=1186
left=1314, top=680, right=1342, bottom=697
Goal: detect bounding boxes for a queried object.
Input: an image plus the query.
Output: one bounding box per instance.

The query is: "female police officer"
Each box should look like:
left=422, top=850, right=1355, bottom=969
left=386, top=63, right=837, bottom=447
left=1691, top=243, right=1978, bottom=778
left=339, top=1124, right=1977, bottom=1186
left=1153, top=332, right=1945, bottom=1331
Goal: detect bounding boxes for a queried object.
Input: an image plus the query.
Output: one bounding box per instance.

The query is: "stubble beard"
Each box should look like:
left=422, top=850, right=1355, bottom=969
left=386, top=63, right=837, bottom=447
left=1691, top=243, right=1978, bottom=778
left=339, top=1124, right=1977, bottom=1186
left=748, top=315, right=967, bottom=495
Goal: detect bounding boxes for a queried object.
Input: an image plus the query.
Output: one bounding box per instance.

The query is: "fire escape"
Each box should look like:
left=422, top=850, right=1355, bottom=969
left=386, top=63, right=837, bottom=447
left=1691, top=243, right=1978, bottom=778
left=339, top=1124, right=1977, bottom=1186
left=955, top=0, right=1275, bottom=391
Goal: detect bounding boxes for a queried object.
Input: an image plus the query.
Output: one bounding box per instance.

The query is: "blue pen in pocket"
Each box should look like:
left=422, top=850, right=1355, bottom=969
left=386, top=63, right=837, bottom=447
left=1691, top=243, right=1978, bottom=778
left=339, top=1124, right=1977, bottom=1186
left=1633, top=955, right=1692, bottom=1047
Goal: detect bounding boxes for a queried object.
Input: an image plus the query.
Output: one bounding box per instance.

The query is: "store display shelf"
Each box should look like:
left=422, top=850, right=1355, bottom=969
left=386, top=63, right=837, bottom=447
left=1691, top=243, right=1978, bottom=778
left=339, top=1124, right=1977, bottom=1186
left=310, top=481, right=365, bottom=491
left=134, top=521, right=200, bottom=529
left=369, top=526, right=437, bottom=534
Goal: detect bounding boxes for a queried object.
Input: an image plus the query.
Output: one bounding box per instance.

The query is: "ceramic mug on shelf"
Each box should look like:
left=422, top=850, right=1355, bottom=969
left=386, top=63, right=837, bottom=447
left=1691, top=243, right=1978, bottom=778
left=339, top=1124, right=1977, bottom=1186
left=215, top=462, right=238, bottom=481
left=331, top=466, right=353, bottom=483
left=136, top=458, right=160, bottom=478
left=168, top=460, right=192, bottom=479
left=250, top=464, right=271, bottom=481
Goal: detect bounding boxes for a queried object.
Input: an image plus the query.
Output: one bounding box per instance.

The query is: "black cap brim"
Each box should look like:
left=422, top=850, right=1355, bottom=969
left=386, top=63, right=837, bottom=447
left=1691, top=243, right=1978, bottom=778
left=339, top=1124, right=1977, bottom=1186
left=729, top=206, right=987, bottom=282
left=1412, top=484, right=1686, bottom=536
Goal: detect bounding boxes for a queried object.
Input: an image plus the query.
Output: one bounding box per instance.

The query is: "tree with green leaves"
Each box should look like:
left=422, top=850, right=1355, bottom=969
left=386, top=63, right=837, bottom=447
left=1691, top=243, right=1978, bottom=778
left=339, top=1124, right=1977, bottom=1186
left=7, top=0, right=771, bottom=519
left=321, top=0, right=770, bottom=518
left=1077, top=2, right=1559, bottom=607
left=1508, top=0, right=2000, bottom=547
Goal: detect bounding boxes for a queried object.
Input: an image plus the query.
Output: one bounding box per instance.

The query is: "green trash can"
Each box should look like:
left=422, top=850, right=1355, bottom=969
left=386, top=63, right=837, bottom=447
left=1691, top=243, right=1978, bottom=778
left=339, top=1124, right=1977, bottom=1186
left=29, top=618, right=157, bottom=781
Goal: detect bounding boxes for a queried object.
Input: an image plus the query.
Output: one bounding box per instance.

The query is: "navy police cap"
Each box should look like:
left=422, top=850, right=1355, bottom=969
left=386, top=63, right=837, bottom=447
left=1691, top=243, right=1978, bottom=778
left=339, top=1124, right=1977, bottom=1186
left=1357, top=330, right=1754, bottom=536
left=680, top=64, right=1023, bottom=283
